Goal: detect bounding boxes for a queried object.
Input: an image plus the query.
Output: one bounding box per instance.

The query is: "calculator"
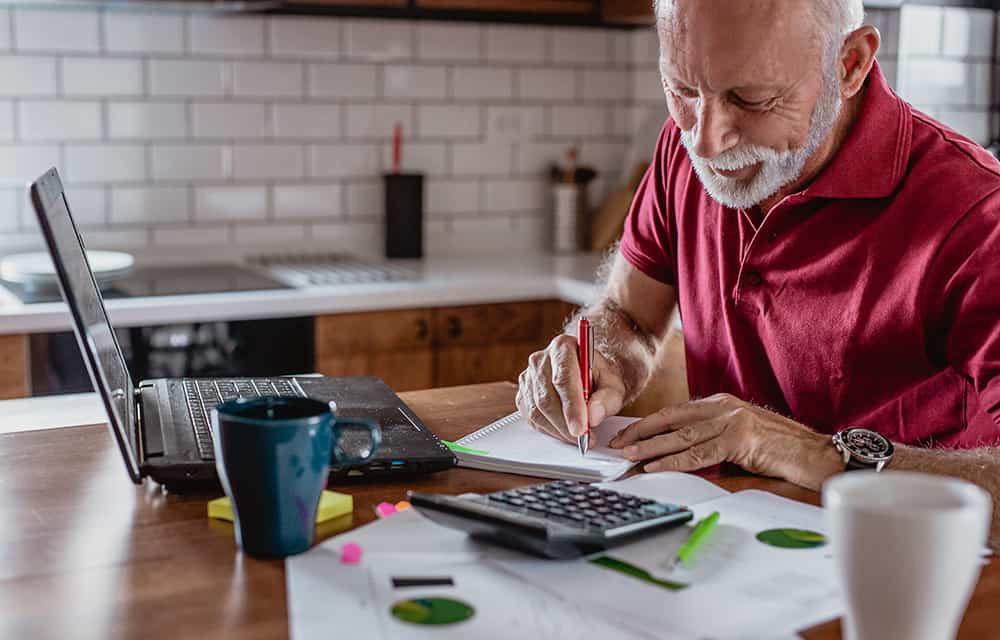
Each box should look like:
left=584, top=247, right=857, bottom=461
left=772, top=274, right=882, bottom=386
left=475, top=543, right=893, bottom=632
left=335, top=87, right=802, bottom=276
left=408, top=480, right=693, bottom=559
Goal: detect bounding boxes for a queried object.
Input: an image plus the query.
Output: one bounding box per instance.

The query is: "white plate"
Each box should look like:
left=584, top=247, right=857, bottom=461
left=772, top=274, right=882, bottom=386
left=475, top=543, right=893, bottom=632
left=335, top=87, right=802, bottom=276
left=0, top=251, right=134, bottom=287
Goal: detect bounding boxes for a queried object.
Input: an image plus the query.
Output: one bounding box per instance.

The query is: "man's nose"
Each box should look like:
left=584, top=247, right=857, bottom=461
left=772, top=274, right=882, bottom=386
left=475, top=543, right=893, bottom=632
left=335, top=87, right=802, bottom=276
left=692, top=98, right=738, bottom=159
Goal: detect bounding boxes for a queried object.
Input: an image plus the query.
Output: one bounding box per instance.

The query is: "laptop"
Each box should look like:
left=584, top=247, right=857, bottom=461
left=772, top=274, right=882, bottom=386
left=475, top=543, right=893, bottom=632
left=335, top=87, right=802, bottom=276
left=29, top=168, right=456, bottom=490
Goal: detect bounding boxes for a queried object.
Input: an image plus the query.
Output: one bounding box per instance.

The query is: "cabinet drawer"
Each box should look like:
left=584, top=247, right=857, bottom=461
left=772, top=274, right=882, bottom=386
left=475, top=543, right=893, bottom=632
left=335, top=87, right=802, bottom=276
left=433, top=302, right=547, bottom=348
left=489, top=302, right=544, bottom=344
left=315, top=309, right=432, bottom=357
left=434, top=341, right=537, bottom=387
left=432, top=305, right=492, bottom=347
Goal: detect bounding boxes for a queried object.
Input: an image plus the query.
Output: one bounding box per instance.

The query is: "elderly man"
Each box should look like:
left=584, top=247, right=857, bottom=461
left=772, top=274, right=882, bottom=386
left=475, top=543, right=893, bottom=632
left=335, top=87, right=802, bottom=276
left=518, top=0, right=1000, bottom=542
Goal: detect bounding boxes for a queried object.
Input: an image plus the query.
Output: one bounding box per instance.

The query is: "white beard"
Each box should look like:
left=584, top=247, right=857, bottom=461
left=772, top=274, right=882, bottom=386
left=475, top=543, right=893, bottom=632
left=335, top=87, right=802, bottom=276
left=679, top=72, right=843, bottom=210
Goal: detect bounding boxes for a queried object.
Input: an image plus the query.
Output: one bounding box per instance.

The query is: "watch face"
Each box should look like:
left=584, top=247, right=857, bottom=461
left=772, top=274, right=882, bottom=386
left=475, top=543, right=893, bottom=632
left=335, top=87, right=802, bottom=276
left=842, top=428, right=894, bottom=463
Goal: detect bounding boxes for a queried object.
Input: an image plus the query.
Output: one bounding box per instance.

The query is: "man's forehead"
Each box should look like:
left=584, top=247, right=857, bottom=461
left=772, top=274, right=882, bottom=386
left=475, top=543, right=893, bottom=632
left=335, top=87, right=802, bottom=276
left=657, top=0, right=822, bottom=88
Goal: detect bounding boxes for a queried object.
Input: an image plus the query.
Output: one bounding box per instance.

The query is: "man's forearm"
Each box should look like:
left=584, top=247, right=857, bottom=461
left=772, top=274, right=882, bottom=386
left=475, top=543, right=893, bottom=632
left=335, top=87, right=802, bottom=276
left=571, top=297, right=661, bottom=406
left=891, top=445, right=1000, bottom=550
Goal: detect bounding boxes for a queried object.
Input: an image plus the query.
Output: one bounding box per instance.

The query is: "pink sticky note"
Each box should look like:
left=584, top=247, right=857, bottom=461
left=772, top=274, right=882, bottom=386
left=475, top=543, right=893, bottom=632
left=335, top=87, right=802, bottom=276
left=341, top=542, right=362, bottom=565
left=376, top=502, right=397, bottom=518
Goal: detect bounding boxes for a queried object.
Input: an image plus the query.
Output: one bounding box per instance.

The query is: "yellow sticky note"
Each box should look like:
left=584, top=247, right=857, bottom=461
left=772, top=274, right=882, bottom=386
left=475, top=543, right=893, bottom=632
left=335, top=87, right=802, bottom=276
left=208, top=490, right=354, bottom=523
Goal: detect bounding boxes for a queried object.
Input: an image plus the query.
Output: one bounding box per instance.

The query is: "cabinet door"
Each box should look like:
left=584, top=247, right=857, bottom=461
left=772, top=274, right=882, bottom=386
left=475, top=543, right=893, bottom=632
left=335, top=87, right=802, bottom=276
left=434, top=341, right=536, bottom=387
left=432, top=305, right=492, bottom=348
left=315, top=310, right=433, bottom=392
left=316, top=309, right=431, bottom=359
left=371, top=350, right=435, bottom=392
left=489, top=302, right=544, bottom=344
left=416, top=0, right=594, bottom=14
left=0, top=334, right=29, bottom=399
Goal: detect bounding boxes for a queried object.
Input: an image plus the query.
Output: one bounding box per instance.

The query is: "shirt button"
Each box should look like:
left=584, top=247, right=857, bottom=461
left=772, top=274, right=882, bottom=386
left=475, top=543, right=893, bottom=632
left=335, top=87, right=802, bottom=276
left=767, top=231, right=779, bottom=243
left=745, top=270, right=763, bottom=287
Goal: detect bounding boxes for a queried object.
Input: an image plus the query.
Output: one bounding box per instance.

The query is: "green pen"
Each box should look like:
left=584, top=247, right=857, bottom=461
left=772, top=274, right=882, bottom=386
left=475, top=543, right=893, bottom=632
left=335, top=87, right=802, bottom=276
left=667, top=510, right=720, bottom=573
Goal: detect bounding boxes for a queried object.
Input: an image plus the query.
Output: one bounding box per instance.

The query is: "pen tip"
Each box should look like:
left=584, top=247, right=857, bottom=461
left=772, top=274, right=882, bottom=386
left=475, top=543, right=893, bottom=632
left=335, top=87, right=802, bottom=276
left=578, top=434, right=589, bottom=457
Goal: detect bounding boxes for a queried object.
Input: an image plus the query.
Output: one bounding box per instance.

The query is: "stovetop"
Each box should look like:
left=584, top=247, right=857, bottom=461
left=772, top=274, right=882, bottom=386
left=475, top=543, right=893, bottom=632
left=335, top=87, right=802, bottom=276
left=3, top=265, right=292, bottom=304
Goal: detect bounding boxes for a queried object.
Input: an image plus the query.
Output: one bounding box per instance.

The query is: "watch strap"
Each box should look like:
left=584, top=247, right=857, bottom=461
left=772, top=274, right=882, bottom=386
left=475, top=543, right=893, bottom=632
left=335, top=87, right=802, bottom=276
left=844, top=457, right=871, bottom=471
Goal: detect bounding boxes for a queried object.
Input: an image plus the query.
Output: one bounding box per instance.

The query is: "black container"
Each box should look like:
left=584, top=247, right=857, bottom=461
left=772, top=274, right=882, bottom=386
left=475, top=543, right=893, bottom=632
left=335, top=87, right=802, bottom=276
left=383, top=173, right=424, bottom=259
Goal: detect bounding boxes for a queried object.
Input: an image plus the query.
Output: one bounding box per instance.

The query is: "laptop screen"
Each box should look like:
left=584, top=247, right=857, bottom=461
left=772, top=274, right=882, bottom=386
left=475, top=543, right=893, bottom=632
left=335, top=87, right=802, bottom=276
left=30, top=168, right=141, bottom=481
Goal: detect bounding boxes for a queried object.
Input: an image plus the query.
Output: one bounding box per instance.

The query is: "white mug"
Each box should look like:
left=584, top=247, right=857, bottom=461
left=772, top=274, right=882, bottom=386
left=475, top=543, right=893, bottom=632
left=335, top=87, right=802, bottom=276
left=823, top=471, right=991, bottom=640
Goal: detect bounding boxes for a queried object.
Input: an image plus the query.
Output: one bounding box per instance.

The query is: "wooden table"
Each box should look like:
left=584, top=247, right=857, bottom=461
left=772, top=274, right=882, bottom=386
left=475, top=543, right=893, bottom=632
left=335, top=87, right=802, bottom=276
left=0, top=382, right=996, bottom=639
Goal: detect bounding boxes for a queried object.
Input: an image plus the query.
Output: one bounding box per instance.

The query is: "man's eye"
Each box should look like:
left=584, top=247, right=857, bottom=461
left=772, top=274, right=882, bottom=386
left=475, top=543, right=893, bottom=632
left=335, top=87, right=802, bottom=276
left=732, top=94, right=776, bottom=110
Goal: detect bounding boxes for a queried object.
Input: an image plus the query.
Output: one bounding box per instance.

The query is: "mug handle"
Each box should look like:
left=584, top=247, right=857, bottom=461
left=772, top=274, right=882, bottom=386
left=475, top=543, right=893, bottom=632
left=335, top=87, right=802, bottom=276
left=333, top=417, right=382, bottom=466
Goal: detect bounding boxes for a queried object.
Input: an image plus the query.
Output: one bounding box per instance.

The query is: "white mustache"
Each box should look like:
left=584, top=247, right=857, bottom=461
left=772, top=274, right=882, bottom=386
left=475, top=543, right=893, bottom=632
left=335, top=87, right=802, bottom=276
left=689, top=143, right=782, bottom=173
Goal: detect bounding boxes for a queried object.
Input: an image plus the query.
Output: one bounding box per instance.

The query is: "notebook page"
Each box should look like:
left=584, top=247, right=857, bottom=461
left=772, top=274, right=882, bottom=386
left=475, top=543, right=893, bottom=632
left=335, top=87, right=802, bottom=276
left=456, top=412, right=638, bottom=473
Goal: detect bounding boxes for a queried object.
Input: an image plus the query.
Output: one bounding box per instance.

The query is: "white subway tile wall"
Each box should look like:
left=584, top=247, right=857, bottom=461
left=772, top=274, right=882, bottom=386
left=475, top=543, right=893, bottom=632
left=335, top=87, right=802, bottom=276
left=0, top=8, right=630, bottom=257
left=897, top=6, right=997, bottom=144
left=1, top=6, right=989, bottom=259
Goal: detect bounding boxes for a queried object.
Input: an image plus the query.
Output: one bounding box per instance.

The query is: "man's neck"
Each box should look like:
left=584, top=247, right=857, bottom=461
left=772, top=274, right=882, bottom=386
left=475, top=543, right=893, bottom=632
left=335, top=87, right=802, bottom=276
left=757, top=85, right=867, bottom=214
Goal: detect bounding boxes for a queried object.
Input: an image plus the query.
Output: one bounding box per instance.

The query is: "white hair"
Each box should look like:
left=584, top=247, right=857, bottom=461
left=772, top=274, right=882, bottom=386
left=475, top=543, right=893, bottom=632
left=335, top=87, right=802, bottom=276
left=654, top=0, right=865, bottom=53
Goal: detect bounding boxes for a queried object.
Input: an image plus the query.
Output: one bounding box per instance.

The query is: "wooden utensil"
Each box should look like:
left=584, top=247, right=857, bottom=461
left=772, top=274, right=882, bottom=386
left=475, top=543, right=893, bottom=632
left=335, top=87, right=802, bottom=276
left=589, top=162, right=648, bottom=251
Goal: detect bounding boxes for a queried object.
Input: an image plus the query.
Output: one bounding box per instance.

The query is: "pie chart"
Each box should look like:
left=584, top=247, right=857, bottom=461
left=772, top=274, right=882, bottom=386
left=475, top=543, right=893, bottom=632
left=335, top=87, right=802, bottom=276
left=390, top=597, right=475, bottom=625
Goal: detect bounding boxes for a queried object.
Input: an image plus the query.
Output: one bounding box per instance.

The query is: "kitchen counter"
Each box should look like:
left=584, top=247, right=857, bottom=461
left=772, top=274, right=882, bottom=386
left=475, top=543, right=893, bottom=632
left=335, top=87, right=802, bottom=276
left=0, top=253, right=606, bottom=335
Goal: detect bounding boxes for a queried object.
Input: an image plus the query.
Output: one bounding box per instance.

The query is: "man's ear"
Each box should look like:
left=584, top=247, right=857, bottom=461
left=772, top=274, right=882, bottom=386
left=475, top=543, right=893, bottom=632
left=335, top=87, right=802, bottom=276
left=839, top=25, right=880, bottom=99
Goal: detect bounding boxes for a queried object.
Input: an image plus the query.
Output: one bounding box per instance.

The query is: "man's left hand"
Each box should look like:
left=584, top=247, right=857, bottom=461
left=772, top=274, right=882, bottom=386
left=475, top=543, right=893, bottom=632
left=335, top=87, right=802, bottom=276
left=608, top=393, right=845, bottom=491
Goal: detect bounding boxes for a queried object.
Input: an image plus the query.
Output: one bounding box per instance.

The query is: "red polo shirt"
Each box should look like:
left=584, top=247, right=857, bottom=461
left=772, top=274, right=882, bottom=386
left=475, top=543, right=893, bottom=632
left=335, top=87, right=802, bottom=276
left=620, top=63, right=1000, bottom=448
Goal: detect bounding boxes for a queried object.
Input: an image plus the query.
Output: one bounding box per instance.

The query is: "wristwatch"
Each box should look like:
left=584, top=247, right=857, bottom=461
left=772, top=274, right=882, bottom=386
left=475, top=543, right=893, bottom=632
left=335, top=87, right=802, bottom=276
left=832, top=427, right=894, bottom=472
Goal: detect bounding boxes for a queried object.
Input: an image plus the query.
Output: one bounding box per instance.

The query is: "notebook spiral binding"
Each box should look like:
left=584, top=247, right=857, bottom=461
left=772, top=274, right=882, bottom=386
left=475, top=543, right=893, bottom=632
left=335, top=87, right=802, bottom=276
left=456, top=411, right=522, bottom=445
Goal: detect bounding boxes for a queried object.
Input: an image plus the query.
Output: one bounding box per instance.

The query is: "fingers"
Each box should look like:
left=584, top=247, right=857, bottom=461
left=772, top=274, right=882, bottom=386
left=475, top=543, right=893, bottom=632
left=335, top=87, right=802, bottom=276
left=620, top=418, right=727, bottom=462
left=517, top=370, right=566, bottom=443
left=643, top=438, right=729, bottom=473
left=547, top=338, right=588, bottom=436
left=637, top=412, right=747, bottom=473
left=532, top=355, right=575, bottom=441
left=610, top=393, right=739, bottom=448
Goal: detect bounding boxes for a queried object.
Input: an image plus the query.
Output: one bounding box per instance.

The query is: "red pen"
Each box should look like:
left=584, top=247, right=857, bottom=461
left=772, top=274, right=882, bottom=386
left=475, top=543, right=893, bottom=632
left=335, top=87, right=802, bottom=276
left=577, top=318, right=592, bottom=456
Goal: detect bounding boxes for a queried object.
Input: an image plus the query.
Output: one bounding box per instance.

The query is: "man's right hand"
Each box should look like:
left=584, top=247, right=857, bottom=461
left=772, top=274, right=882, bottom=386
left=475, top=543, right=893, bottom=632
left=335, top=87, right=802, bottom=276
left=516, top=334, right=627, bottom=445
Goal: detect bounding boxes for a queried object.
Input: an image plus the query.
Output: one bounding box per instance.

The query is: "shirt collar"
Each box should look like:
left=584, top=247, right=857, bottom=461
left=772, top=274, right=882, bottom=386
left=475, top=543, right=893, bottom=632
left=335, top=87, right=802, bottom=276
left=800, top=61, right=912, bottom=200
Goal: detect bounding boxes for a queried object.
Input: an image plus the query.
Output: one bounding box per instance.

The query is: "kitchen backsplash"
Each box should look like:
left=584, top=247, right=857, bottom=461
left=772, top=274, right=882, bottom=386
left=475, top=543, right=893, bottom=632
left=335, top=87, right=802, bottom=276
left=0, top=6, right=994, bottom=261
left=897, top=5, right=998, bottom=148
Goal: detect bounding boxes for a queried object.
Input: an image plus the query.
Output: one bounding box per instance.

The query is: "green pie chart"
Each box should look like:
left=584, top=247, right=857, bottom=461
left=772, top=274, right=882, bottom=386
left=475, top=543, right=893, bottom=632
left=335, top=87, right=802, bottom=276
left=390, top=597, right=475, bottom=626
left=756, top=528, right=827, bottom=549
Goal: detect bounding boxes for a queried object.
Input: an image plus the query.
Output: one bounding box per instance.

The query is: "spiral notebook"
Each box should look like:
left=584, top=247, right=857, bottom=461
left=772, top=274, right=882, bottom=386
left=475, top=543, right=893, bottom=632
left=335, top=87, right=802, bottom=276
left=450, top=411, right=640, bottom=482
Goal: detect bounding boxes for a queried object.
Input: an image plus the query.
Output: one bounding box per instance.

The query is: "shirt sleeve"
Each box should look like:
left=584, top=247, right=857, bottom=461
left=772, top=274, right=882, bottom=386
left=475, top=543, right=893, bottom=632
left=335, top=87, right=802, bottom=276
left=922, top=188, right=1000, bottom=430
left=618, top=120, right=679, bottom=286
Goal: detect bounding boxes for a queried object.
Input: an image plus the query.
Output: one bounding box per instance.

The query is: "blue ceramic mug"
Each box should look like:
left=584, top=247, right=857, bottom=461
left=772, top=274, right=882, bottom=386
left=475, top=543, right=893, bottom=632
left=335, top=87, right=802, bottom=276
left=211, top=396, right=380, bottom=557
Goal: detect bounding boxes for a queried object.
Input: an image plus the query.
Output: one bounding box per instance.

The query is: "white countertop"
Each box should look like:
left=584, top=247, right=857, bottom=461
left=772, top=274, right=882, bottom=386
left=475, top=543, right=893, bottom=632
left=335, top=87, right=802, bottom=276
left=0, top=253, right=605, bottom=335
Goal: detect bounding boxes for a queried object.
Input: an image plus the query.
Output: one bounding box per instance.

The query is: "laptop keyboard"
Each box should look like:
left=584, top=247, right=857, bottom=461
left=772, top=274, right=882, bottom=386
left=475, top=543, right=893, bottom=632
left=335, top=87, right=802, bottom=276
left=183, top=378, right=307, bottom=460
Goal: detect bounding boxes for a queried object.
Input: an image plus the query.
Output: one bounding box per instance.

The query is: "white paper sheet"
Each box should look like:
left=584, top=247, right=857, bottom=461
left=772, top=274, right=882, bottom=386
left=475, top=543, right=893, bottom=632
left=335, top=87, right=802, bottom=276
left=454, top=412, right=639, bottom=482
left=597, top=471, right=732, bottom=506
left=287, top=542, right=683, bottom=639
left=494, top=490, right=842, bottom=640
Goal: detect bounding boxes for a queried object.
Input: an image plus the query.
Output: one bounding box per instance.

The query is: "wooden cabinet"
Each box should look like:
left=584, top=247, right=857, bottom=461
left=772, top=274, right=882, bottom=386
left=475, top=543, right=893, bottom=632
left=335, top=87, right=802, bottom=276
left=601, top=0, right=654, bottom=24
left=0, top=334, right=29, bottom=399
left=433, top=302, right=549, bottom=387
left=315, top=308, right=434, bottom=392
left=315, top=300, right=569, bottom=392
left=415, top=0, right=594, bottom=13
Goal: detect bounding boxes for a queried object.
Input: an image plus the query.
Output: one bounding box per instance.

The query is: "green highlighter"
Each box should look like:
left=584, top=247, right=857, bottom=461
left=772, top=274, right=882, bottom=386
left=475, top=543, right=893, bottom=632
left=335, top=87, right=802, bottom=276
left=667, top=510, right=720, bottom=572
